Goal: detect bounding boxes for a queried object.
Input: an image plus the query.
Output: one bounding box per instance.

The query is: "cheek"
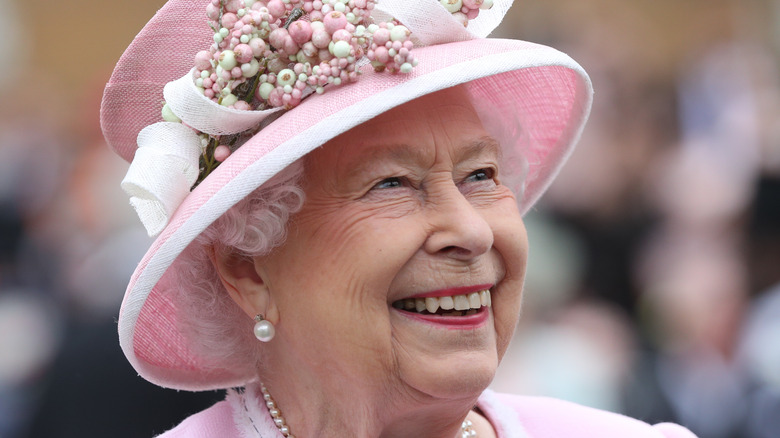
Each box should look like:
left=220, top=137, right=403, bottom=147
left=276, top=202, right=428, bottom=302
left=486, top=203, right=528, bottom=356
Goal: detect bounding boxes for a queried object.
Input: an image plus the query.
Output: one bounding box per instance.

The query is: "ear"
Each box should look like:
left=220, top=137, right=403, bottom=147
left=209, top=246, right=279, bottom=324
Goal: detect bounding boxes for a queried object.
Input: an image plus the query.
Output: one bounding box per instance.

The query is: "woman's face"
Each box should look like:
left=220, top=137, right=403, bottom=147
left=255, top=87, right=528, bottom=403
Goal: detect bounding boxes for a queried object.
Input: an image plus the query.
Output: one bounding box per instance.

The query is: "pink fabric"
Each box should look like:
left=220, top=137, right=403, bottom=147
left=155, top=400, right=241, bottom=438
left=481, top=392, right=699, bottom=438
left=155, top=389, right=698, bottom=437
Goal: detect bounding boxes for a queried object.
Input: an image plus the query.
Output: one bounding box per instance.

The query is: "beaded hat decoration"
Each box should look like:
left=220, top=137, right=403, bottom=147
left=101, top=0, right=592, bottom=390
left=121, top=0, right=497, bottom=237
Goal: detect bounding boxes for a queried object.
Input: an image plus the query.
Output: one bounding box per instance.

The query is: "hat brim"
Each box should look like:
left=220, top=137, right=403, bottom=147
left=102, top=2, right=592, bottom=391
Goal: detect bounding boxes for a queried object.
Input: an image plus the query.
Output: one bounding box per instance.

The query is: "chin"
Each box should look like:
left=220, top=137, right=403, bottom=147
left=402, top=349, right=499, bottom=401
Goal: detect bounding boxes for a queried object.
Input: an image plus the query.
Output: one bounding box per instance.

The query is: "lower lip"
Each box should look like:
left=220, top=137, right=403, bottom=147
left=394, top=306, right=489, bottom=329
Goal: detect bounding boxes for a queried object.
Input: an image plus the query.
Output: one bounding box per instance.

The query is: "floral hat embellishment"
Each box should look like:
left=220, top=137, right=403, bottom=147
left=121, top=0, right=504, bottom=237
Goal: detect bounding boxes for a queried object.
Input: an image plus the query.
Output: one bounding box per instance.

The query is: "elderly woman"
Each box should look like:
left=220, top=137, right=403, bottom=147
left=101, top=0, right=698, bottom=436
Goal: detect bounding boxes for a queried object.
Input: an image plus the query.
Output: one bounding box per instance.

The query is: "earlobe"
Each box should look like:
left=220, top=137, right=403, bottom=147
left=209, top=246, right=279, bottom=324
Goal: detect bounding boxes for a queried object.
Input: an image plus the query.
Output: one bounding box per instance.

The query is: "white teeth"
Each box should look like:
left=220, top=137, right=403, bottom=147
left=395, top=290, right=492, bottom=314
left=425, top=297, right=439, bottom=313
left=468, top=292, right=481, bottom=308
left=454, top=295, right=470, bottom=310
left=439, top=296, right=455, bottom=310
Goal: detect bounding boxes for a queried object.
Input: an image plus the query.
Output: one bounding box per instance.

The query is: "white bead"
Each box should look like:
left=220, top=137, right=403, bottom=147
left=254, top=319, right=275, bottom=342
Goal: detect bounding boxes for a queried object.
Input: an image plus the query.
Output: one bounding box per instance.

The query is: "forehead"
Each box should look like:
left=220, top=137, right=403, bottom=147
left=308, top=86, right=498, bottom=169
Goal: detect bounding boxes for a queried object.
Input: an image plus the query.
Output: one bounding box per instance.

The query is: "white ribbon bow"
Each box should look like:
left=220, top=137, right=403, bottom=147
left=122, top=71, right=282, bottom=236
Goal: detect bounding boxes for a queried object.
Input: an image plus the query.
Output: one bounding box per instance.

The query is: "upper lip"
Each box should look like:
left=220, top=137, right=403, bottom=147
left=403, top=283, right=494, bottom=300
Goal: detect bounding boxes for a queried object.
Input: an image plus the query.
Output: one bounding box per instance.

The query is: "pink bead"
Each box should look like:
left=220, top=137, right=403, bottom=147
left=269, top=89, right=284, bottom=107
left=233, top=100, right=251, bottom=111
left=206, top=3, right=220, bottom=20
left=249, top=38, right=267, bottom=57
left=318, top=48, right=333, bottom=61
left=331, top=29, right=351, bottom=42
left=231, top=67, right=242, bottom=78
left=303, top=2, right=313, bottom=12
left=233, top=44, right=253, bottom=63
left=323, top=11, right=348, bottom=34
left=302, top=42, right=318, bottom=57
left=267, top=0, right=285, bottom=19
left=283, top=37, right=299, bottom=55
left=372, top=28, right=390, bottom=46
left=224, top=0, right=240, bottom=13
left=210, top=73, right=218, bottom=81
left=295, top=80, right=306, bottom=90
left=204, top=88, right=215, bottom=98
left=349, top=71, right=358, bottom=81
left=293, top=63, right=304, bottom=74
left=291, top=88, right=302, bottom=99
left=354, top=0, right=366, bottom=8
left=374, top=46, right=389, bottom=63
left=311, top=29, right=331, bottom=49
left=313, top=0, right=323, bottom=9
left=221, top=12, right=238, bottom=29
left=309, top=10, right=324, bottom=21
left=288, top=20, right=313, bottom=45
left=338, top=58, right=348, bottom=68
left=466, top=8, right=479, bottom=19
left=203, top=77, right=213, bottom=88
left=403, top=40, right=413, bottom=50
left=194, top=50, right=212, bottom=70
left=269, top=28, right=290, bottom=50
left=214, top=145, right=231, bottom=162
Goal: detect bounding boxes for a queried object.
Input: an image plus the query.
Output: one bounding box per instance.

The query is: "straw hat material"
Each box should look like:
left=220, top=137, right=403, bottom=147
left=101, top=0, right=593, bottom=390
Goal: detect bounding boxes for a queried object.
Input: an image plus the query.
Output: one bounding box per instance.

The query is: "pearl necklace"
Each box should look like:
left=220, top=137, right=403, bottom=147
left=260, top=384, right=478, bottom=438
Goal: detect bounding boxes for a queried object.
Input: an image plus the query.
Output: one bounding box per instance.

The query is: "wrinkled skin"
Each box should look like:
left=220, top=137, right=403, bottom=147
left=218, top=86, right=528, bottom=438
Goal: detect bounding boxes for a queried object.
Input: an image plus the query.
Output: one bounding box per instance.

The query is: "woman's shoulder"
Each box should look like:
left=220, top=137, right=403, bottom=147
left=154, top=400, right=241, bottom=438
left=479, top=390, right=698, bottom=438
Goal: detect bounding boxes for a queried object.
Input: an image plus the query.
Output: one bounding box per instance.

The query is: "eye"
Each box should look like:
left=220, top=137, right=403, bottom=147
left=465, top=168, right=495, bottom=183
left=372, top=176, right=405, bottom=190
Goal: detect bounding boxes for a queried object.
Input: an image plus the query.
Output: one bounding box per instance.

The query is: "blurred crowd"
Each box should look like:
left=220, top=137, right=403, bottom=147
left=1, top=0, right=778, bottom=437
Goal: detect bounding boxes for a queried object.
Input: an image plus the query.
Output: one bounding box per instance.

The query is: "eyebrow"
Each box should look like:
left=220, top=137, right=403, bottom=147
left=344, top=135, right=502, bottom=177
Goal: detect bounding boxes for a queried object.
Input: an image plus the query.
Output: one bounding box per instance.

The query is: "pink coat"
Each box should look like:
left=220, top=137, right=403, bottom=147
left=157, top=386, right=697, bottom=437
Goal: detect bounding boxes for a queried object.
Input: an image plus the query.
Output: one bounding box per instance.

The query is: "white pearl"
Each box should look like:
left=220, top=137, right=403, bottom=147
left=254, top=319, right=275, bottom=342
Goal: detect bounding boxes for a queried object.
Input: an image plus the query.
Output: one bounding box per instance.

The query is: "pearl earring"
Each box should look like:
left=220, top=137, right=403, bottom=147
left=253, top=314, right=275, bottom=342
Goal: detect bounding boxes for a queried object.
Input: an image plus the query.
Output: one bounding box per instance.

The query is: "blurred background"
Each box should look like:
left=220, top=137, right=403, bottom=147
left=0, top=0, right=778, bottom=437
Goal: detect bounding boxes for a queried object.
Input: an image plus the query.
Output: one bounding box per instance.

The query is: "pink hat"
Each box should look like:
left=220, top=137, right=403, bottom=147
left=101, top=0, right=592, bottom=390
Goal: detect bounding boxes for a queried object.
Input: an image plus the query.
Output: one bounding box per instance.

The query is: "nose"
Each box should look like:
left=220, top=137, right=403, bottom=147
left=423, top=185, right=494, bottom=260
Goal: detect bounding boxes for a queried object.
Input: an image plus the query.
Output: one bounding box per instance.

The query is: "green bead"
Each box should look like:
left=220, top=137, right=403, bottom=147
left=258, top=82, right=275, bottom=100
left=161, top=103, right=181, bottom=123
left=331, top=40, right=351, bottom=58
left=220, top=93, right=239, bottom=107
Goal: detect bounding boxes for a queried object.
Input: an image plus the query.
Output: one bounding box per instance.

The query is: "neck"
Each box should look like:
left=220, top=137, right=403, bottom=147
left=259, top=370, right=482, bottom=438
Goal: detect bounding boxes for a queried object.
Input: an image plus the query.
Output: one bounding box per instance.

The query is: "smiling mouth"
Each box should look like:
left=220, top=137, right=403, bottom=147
left=391, top=290, right=492, bottom=316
